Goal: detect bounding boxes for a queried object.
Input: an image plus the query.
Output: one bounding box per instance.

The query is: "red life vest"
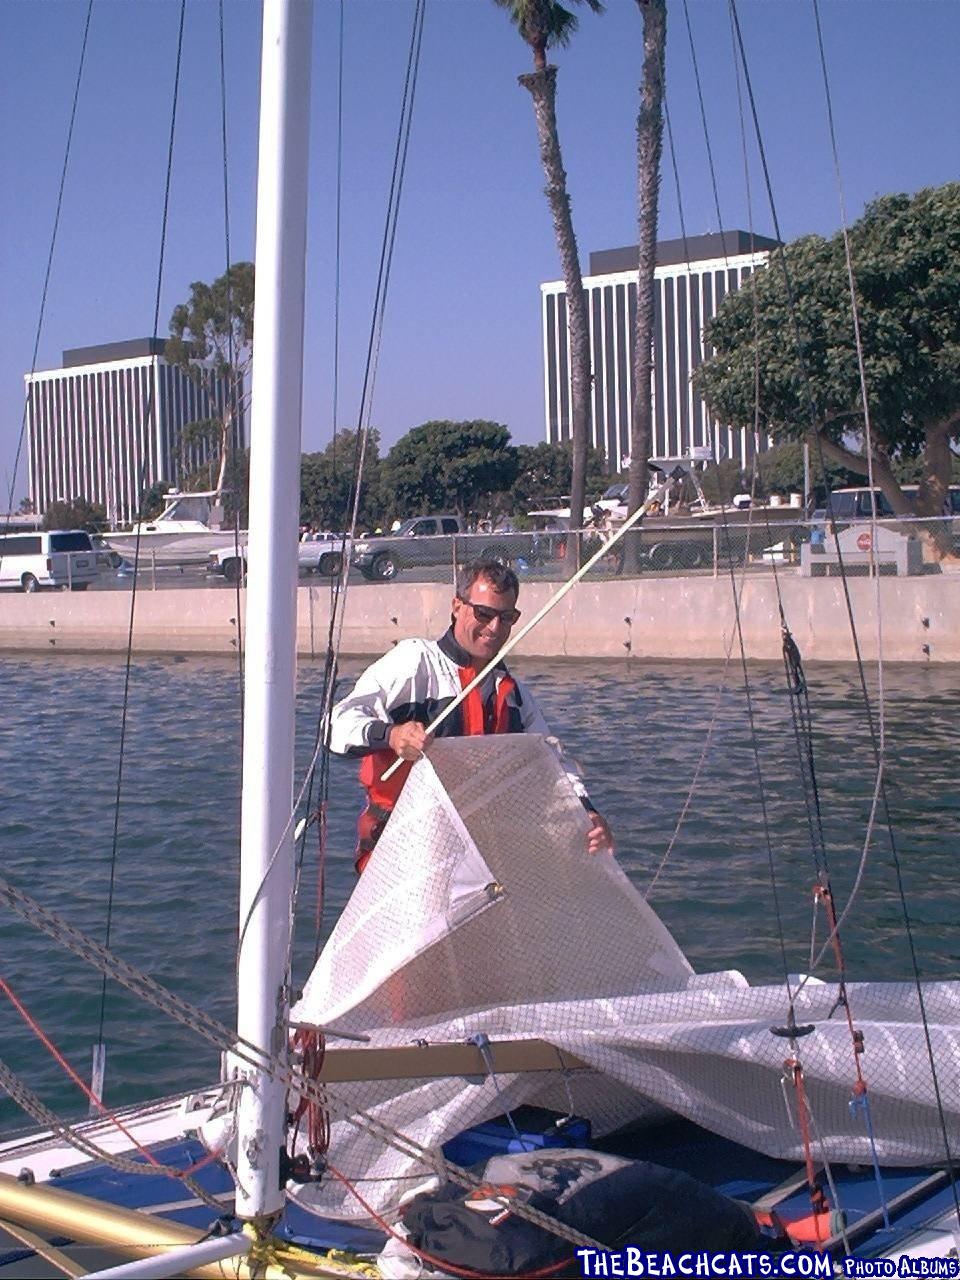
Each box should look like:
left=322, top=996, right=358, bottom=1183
left=354, top=667, right=517, bottom=874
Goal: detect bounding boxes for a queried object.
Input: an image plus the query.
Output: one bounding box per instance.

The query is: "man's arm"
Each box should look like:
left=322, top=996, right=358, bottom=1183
left=327, top=641, right=427, bottom=757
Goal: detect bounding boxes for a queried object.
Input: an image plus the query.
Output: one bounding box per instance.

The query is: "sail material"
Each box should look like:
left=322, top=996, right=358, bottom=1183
left=287, top=736, right=960, bottom=1221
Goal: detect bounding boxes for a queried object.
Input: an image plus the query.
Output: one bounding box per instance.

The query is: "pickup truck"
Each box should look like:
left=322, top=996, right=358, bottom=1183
left=353, top=515, right=465, bottom=581
left=353, top=515, right=550, bottom=581
left=207, top=536, right=345, bottom=584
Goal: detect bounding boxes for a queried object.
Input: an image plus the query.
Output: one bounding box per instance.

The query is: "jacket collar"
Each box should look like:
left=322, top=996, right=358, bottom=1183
left=438, top=626, right=508, bottom=673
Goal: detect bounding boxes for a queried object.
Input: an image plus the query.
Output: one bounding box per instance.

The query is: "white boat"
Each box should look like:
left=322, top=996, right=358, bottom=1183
left=2, top=3, right=959, bottom=1276
left=103, top=490, right=247, bottom=567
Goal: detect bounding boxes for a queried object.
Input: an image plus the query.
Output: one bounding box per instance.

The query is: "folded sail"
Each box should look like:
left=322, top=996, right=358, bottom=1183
left=287, top=736, right=960, bottom=1221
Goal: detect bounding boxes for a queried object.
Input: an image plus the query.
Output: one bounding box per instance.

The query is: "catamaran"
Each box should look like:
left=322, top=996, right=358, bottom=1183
left=2, top=1, right=959, bottom=1277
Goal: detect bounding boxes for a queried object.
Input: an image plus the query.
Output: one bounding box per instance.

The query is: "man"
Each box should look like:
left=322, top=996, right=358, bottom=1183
left=328, top=559, right=614, bottom=872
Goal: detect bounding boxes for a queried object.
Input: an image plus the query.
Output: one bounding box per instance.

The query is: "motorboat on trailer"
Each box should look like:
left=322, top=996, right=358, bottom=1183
left=103, top=489, right=247, bottom=568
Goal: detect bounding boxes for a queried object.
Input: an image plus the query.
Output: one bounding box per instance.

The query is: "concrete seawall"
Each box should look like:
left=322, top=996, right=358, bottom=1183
left=0, top=573, right=956, bottom=662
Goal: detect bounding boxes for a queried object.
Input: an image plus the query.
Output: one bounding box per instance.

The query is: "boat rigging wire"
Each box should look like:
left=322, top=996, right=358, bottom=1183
left=218, top=0, right=247, bottom=717
left=662, top=1, right=894, bottom=1226
left=0, top=0, right=93, bottom=546
left=0, top=1058, right=224, bottom=1212
left=723, top=0, right=960, bottom=1215
left=0, top=872, right=609, bottom=1256
left=723, top=43, right=880, bottom=1242
left=808, top=0, right=960, bottom=1220
left=94, top=0, right=188, bottom=1073
left=721, top=0, right=871, bottom=1218
left=640, top=2, right=795, bottom=942
left=236, top=0, right=427, bottom=983
left=296, top=0, right=348, bottom=965
left=294, top=0, right=349, bottom=973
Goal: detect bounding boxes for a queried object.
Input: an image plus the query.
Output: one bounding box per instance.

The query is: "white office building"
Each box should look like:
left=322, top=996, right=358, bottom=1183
left=541, top=231, right=780, bottom=471
left=25, top=338, right=243, bottom=525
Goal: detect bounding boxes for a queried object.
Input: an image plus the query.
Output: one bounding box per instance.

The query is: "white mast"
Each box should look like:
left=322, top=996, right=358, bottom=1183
left=235, top=0, right=314, bottom=1222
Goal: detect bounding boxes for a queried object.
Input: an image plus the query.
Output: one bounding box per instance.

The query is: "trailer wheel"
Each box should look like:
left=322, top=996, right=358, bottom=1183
left=222, top=557, right=244, bottom=584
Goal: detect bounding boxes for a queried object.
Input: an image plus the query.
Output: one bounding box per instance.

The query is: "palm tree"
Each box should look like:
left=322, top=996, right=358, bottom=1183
left=624, top=0, right=666, bottom=574
left=494, top=0, right=603, bottom=567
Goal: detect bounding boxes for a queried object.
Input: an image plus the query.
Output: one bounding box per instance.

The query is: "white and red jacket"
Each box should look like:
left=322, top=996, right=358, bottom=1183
left=328, top=629, right=591, bottom=870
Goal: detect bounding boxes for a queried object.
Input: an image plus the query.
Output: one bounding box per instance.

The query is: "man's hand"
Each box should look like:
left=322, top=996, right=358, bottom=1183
left=586, top=811, right=614, bottom=855
left=388, top=722, right=430, bottom=762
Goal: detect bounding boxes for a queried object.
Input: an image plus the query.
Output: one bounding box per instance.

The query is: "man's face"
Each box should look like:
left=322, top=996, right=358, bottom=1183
left=451, top=575, right=520, bottom=664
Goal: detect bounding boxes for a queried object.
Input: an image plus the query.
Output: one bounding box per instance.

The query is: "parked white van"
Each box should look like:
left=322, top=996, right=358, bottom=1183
left=0, top=529, right=99, bottom=592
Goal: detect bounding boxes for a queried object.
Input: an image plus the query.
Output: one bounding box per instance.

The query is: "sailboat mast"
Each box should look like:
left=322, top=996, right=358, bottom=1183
left=235, top=0, right=314, bottom=1222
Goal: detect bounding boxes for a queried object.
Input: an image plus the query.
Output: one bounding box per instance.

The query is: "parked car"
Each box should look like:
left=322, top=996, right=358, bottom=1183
left=352, top=515, right=558, bottom=581
left=352, top=515, right=465, bottom=581
left=822, top=485, right=960, bottom=520
left=207, top=535, right=344, bottom=584
left=0, top=529, right=99, bottom=592
left=813, top=486, right=960, bottom=555
left=297, top=533, right=347, bottom=577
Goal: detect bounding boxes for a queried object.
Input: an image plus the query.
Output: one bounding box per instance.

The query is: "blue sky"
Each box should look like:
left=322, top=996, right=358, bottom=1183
left=1, top=0, right=957, bottom=505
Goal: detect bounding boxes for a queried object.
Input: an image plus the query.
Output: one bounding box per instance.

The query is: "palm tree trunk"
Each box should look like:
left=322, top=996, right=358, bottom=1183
left=519, top=65, right=591, bottom=569
left=624, top=0, right=666, bottom=575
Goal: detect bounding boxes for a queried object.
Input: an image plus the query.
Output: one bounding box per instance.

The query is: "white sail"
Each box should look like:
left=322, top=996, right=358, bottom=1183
left=288, top=736, right=960, bottom=1221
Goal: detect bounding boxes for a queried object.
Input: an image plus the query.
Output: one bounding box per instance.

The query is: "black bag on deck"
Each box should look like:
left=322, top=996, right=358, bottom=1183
left=401, top=1148, right=761, bottom=1275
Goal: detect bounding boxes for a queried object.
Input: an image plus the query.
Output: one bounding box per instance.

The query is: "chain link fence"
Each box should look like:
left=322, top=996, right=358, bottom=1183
left=342, top=515, right=960, bottom=585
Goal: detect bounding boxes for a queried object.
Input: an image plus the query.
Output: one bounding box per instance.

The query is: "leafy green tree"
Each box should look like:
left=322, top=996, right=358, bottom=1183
left=624, top=0, right=666, bottom=574
left=17, top=496, right=35, bottom=515
left=166, top=262, right=254, bottom=502
left=695, top=184, right=960, bottom=557
left=180, top=449, right=250, bottom=527
left=139, top=481, right=171, bottom=522
left=380, top=421, right=517, bottom=519
left=892, top=451, right=960, bottom=486
left=178, top=418, right=221, bottom=488
left=698, top=460, right=743, bottom=507
left=42, top=497, right=108, bottom=533
left=507, top=440, right=608, bottom=512
left=300, top=429, right=382, bottom=532
left=494, top=0, right=603, bottom=562
left=751, top=441, right=860, bottom=504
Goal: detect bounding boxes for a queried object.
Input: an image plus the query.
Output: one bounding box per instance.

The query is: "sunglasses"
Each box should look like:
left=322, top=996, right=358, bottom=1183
left=457, top=596, right=521, bottom=627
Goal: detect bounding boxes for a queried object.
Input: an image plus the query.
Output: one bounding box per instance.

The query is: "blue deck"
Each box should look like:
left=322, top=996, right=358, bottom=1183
left=3, top=1120, right=956, bottom=1272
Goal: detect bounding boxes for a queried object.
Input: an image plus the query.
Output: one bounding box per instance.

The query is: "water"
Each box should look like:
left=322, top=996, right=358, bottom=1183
left=1, top=651, right=958, bottom=1132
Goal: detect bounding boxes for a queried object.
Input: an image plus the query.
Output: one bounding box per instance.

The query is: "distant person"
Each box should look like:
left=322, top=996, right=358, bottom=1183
left=328, top=559, right=614, bottom=872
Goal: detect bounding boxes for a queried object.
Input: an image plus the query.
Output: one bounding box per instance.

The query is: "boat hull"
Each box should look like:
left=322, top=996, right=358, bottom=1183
left=103, top=530, right=248, bottom=567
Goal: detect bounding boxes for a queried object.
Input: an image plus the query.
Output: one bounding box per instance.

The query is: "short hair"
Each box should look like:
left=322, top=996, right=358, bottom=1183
left=457, top=559, right=519, bottom=600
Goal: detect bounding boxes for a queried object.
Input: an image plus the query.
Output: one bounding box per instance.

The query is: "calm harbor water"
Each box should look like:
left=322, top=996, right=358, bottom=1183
left=1, top=651, right=958, bottom=1133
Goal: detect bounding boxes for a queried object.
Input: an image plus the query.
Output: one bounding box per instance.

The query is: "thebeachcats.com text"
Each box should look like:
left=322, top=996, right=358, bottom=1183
left=574, top=1251, right=832, bottom=1278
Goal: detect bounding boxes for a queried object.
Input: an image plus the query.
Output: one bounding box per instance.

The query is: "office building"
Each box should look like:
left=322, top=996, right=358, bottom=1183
left=25, top=338, right=244, bottom=525
left=541, top=231, right=780, bottom=471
